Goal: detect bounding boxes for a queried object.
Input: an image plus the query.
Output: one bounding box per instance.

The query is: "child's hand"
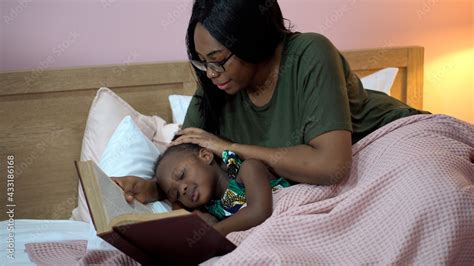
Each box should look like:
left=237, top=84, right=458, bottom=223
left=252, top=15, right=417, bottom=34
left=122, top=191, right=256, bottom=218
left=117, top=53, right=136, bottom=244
left=193, top=210, right=218, bottom=226
left=112, top=176, right=164, bottom=204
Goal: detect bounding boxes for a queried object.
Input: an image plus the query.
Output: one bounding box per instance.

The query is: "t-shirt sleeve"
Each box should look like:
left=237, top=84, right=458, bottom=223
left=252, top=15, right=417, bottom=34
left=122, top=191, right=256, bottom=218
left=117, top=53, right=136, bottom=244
left=299, top=35, right=352, bottom=144
left=182, top=88, right=204, bottom=129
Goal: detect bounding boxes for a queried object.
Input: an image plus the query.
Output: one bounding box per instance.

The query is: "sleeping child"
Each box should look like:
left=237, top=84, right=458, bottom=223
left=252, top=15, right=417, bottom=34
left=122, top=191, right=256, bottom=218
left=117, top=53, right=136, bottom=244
left=153, top=143, right=290, bottom=236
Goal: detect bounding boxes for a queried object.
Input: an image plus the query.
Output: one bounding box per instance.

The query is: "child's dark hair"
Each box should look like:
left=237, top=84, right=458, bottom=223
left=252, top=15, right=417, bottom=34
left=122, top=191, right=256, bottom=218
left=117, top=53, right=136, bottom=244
left=155, top=143, right=201, bottom=173
left=155, top=142, right=223, bottom=177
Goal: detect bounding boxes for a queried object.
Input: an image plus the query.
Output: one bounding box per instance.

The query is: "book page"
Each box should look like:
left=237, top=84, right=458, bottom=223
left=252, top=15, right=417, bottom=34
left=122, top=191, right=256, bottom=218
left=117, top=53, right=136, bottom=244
left=110, top=209, right=190, bottom=227
left=91, top=163, right=152, bottom=225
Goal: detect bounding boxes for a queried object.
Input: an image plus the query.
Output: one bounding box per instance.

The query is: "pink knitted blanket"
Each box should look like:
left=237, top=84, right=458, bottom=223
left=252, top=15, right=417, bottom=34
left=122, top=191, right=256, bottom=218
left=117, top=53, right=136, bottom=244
left=25, top=240, right=139, bottom=265
left=206, top=114, right=474, bottom=265
left=25, top=115, right=473, bottom=265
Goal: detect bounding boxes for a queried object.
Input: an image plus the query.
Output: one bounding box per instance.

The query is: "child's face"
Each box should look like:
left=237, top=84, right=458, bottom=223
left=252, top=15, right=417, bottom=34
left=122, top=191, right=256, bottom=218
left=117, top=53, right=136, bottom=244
left=155, top=148, right=217, bottom=209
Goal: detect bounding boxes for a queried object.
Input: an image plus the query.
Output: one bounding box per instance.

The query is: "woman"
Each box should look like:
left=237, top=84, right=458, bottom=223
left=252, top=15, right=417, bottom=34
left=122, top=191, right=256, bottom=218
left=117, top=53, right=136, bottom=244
left=115, top=0, right=427, bottom=202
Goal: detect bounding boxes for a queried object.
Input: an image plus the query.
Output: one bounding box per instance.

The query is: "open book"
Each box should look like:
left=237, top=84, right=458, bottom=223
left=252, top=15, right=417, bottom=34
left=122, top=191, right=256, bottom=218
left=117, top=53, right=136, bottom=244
left=75, top=160, right=236, bottom=265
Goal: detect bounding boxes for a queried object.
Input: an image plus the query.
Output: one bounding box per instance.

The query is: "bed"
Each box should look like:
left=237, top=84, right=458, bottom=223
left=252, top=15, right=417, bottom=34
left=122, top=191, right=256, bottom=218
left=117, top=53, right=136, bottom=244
left=1, top=46, right=473, bottom=264
left=0, top=46, right=424, bottom=220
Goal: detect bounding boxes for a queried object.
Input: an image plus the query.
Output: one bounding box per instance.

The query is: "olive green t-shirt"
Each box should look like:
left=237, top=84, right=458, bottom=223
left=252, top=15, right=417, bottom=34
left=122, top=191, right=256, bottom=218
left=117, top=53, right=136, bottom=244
left=183, top=32, right=427, bottom=146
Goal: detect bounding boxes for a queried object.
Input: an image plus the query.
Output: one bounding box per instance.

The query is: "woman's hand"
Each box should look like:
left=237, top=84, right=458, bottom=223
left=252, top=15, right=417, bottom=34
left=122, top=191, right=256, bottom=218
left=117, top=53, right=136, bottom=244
left=170, top=127, right=232, bottom=157
left=111, top=176, right=164, bottom=204
left=193, top=210, right=218, bottom=226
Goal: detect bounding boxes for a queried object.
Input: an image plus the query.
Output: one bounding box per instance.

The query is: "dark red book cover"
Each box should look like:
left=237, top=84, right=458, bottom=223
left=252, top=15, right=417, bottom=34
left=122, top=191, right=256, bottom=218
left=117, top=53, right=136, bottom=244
left=105, top=213, right=236, bottom=265
left=98, top=230, right=153, bottom=265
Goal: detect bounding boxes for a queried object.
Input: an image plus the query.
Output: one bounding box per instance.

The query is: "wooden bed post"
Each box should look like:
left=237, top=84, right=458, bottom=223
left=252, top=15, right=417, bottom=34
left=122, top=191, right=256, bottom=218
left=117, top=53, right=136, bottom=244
left=406, top=47, right=424, bottom=110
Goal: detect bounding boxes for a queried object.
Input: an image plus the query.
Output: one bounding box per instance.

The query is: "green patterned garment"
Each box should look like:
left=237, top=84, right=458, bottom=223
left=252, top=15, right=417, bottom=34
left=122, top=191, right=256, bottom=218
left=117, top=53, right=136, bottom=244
left=205, top=150, right=291, bottom=221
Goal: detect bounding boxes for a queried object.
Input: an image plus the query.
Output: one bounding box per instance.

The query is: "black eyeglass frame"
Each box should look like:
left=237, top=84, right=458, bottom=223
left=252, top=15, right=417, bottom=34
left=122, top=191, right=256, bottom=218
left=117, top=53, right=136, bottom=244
left=190, top=53, right=234, bottom=73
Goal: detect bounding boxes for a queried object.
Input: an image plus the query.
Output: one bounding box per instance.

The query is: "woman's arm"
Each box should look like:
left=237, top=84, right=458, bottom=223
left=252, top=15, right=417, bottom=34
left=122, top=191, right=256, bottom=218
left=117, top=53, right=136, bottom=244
left=213, top=159, right=274, bottom=236
left=232, top=130, right=352, bottom=185
left=172, top=129, right=352, bottom=185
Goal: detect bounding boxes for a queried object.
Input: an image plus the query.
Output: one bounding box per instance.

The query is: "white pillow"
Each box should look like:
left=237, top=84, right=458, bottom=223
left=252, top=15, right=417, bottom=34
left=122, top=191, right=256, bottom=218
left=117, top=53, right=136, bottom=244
left=168, top=95, right=193, bottom=125
left=71, top=88, right=179, bottom=223
left=99, top=116, right=172, bottom=213
left=360, top=67, right=398, bottom=95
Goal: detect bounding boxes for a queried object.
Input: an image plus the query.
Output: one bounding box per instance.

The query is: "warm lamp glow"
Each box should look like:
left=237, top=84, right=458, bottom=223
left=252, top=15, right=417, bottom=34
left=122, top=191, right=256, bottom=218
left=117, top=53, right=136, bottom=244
left=424, top=48, right=474, bottom=123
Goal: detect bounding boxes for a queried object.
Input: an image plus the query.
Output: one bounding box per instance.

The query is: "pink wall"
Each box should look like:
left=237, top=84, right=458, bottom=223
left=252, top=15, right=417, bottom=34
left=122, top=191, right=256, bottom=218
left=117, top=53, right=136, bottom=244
left=1, top=0, right=472, bottom=122
left=1, top=0, right=192, bottom=70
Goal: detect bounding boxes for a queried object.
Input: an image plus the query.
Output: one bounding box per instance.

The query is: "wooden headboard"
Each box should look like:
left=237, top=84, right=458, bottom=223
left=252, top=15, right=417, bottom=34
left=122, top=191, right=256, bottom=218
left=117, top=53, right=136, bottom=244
left=0, top=46, right=423, bottom=220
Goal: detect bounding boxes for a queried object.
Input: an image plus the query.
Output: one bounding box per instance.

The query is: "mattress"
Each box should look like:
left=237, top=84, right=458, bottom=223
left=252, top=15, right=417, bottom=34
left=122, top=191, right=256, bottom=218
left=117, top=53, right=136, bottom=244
left=0, top=219, right=114, bottom=265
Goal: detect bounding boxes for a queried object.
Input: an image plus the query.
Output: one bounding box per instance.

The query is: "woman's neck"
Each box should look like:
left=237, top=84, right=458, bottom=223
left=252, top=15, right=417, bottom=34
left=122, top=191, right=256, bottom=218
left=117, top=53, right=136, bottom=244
left=246, top=42, right=283, bottom=107
left=248, top=42, right=283, bottom=94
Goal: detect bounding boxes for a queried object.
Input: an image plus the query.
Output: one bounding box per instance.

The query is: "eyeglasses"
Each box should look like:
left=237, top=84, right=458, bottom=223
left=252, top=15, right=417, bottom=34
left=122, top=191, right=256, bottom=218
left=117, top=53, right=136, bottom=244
left=190, top=53, right=234, bottom=73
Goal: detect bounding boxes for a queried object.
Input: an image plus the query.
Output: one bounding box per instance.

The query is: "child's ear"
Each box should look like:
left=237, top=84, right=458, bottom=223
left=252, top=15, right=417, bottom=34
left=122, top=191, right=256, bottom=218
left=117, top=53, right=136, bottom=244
left=198, top=148, right=214, bottom=165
